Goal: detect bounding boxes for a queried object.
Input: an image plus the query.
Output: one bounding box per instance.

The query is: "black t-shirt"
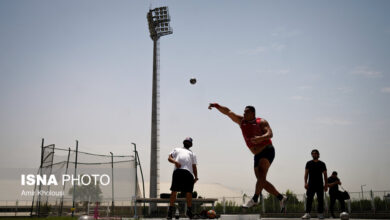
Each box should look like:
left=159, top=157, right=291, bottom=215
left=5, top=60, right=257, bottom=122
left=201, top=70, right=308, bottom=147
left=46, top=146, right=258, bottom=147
left=328, top=176, right=340, bottom=195
left=305, top=160, right=327, bottom=187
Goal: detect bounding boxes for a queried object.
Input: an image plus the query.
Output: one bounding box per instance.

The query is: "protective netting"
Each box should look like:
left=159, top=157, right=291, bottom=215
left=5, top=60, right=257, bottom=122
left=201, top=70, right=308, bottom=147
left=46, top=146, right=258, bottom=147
left=32, top=144, right=140, bottom=217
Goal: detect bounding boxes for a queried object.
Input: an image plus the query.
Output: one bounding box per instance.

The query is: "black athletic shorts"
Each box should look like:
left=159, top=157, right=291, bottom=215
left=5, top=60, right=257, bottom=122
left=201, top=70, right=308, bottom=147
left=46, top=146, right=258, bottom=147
left=170, top=169, right=195, bottom=193
left=254, top=145, right=275, bottom=167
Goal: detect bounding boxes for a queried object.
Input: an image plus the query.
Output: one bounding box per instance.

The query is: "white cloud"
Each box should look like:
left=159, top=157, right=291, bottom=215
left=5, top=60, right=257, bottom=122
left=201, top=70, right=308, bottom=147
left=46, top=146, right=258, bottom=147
left=271, top=27, right=302, bottom=38
left=274, top=69, right=290, bottom=75
left=239, top=46, right=266, bottom=55
left=298, top=86, right=312, bottom=90
left=351, top=66, right=382, bottom=78
left=315, top=117, right=352, bottom=126
left=257, top=69, right=290, bottom=76
left=290, top=95, right=309, bottom=101
left=381, top=87, right=390, bottom=93
left=239, top=42, right=286, bottom=55
left=271, top=43, right=286, bottom=51
left=337, top=87, right=353, bottom=94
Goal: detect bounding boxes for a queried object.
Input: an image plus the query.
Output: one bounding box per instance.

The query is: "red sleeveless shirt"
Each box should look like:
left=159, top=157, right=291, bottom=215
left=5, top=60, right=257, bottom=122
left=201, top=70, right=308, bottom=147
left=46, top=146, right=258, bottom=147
left=240, top=117, right=272, bottom=149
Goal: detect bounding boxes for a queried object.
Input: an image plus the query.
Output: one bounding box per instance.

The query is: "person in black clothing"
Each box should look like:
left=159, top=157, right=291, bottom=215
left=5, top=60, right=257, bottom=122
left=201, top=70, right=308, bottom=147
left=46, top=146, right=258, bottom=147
left=302, top=149, right=328, bottom=219
left=328, top=171, right=346, bottom=218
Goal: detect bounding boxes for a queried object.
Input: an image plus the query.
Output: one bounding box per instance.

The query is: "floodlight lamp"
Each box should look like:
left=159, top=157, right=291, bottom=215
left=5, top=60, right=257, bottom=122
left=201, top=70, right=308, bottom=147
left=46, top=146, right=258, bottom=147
left=147, top=6, right=173, bottom=39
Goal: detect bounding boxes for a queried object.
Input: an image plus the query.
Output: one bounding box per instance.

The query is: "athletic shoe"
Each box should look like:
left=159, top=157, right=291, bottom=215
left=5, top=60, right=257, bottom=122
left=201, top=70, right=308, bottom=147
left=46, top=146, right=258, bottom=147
left=186, top=207, right=194, bottom=219
left=167, top=206, right=174, bottom=219
left=279, top=195, right=288, bottom=212
left=317, top=213, right=324, bottom=219
left=242, top=199, right=258, bottom=208
left=175, top=208, right=180, bottom=219
left=301, top=213, right=311, bottom=219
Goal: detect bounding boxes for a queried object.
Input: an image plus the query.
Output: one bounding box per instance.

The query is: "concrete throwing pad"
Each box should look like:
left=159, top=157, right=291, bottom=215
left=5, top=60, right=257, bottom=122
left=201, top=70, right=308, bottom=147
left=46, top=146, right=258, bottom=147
left=220, top=214, right=261, bottom=220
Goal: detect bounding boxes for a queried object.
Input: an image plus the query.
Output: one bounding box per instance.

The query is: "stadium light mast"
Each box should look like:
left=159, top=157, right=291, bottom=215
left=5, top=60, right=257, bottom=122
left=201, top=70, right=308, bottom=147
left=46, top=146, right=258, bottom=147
left=146, top=6, right=173, bottom=213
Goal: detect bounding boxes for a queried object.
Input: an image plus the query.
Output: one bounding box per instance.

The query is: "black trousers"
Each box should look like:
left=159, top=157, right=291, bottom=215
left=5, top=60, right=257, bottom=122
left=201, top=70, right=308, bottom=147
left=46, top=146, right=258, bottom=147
left=306, top=187, right=324, bottom=213
left=329, top=191, right=346, bottom=217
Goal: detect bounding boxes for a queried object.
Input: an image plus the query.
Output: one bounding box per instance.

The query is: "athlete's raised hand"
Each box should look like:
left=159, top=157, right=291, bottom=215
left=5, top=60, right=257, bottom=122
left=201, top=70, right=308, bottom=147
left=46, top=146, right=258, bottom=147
left=208, top=103, right=243, bottom=125
left=208, top=103, right=219, bottom=110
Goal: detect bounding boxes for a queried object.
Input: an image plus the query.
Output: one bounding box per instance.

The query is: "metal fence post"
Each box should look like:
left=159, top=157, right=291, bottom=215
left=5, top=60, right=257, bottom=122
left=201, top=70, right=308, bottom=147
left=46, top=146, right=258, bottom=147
left=37, top=138, right=45, bottom=217
left=110, top=152, right=114, bottom=217
left=347, top=199, right=351, bottom=213
left=15, top=200, right=18, bottom=216
left=72, top=140, right=79, bottom=217
left=261, top=194, right=265, bottom=213
left=370, top=190, right=375, bottom=213
left=132, top=144, right=138, bottom=218
left=222, top=197, right=226, bottom=214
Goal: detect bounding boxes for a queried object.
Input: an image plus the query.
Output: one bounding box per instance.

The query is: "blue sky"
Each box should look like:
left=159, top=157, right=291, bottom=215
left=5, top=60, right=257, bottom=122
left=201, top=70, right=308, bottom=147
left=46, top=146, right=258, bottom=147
left=0, top=0, right=389, bottom=196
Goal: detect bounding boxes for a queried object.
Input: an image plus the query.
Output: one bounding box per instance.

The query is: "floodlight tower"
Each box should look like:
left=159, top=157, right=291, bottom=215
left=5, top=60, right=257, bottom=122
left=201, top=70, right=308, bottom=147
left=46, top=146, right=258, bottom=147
left=146, top=6, right=173, bottom=212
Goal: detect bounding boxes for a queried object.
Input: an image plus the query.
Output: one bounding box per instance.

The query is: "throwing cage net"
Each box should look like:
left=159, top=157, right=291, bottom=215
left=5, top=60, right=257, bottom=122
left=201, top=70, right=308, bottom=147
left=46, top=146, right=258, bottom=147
left=31, top=140, right=141, bottom=217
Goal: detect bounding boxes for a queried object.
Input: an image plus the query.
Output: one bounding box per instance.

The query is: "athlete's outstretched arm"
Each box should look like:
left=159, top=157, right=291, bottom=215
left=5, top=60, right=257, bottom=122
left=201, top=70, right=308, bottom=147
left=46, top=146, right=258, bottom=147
left=208, top=103, right=243, bottom=125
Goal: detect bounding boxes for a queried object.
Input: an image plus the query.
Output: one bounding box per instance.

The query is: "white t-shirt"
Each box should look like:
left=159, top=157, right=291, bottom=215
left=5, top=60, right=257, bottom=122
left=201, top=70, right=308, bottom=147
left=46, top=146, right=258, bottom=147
left=169, top=147, right=197, bottom=177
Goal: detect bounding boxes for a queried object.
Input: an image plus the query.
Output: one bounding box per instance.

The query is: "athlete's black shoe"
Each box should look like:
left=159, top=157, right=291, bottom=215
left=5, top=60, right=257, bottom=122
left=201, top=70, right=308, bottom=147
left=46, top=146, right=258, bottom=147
left=186, top=207, right=194, bottom=219
left=167, top=206, right=174, bottom=219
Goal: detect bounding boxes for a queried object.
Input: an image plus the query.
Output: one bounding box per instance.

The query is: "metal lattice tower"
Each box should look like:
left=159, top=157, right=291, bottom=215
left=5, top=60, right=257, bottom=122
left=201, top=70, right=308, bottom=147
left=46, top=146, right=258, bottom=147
left=147, top=6, right=173, bottom=213
left=150, top=39, right=160, bottom=199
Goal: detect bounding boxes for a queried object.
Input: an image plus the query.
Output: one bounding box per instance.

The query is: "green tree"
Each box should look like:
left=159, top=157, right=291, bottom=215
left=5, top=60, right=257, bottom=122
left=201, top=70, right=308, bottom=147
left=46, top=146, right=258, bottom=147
left=285, top=189, right=304, bottom=212
left=68, top=182, right=103, bottom=202
left=68, top=177, right=103, bottom=212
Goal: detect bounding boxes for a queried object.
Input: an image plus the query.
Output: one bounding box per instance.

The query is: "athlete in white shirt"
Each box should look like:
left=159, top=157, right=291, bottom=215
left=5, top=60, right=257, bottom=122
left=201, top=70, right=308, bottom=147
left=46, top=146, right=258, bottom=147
left=167, top=137, right=198, bottom=219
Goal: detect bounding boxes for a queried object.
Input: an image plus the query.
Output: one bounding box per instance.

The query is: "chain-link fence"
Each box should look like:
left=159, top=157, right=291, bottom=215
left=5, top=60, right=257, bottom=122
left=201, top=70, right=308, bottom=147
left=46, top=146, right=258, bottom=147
left=214, top=190, right=390, bottom=215
left=2, top=191, right=389, bottom=217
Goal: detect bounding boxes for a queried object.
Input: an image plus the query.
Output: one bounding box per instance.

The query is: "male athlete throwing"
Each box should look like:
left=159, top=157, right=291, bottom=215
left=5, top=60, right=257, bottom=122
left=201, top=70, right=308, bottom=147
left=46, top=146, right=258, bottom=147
left=208, top=103, right=287, bottom=211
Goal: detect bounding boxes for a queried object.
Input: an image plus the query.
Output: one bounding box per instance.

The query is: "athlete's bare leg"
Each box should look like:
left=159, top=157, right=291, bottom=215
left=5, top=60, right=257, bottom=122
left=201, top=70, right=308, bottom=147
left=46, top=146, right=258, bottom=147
left=186, top=192, right=192, bottom=207
left=254, top=158, right=281, bottom=196
left=169, top=191, right=177, bottom=206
